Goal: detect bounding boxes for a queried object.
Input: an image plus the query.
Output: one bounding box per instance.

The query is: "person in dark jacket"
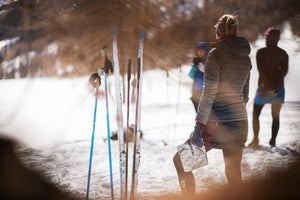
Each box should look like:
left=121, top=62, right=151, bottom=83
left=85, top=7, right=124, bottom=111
left=189, top=42, right=210, bottom=111
left=174, top=14, right=252, bottom=196
left=194, top=13, right=251, bottom=182
left=248, top=27, right=289, bottom=148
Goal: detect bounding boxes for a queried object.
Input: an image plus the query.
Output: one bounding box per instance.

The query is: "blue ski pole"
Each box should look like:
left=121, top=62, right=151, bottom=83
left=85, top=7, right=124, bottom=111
left=101, top=44, right=115, bottom=200
left=104, top=71, right=114, bottom=200
left=86, top=73, right=101, bottom=200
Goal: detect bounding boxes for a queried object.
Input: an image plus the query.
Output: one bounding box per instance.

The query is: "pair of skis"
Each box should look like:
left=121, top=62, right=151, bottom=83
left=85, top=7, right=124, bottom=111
left=113, top=27, right=145, bottom=200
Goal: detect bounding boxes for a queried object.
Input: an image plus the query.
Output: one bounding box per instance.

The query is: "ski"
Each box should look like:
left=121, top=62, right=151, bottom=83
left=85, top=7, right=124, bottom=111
left=130, top=29, right=145, bottom=200
left=112, top=27, right=126, bottom=200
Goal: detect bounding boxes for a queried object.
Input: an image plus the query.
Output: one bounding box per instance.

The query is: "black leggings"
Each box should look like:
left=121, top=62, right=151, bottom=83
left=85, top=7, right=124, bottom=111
left=253, top=104, right=282, bottom=140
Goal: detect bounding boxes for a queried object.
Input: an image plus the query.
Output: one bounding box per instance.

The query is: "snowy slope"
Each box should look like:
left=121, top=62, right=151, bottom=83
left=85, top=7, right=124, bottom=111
left=0, top=68, right=299, bottom=199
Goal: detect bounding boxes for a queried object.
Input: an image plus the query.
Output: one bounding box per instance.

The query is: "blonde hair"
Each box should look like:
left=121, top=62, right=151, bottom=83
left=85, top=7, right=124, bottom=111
left=216, top=14, right=239, bottom=38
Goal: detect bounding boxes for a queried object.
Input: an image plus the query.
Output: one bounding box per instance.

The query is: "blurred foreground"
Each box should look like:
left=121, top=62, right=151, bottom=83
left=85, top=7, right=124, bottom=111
left=1, top=137, right=299, bottom=200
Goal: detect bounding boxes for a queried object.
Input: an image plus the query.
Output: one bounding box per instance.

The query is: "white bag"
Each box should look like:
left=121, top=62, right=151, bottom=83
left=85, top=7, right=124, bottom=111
left=177, top=141, right=208, bottom=172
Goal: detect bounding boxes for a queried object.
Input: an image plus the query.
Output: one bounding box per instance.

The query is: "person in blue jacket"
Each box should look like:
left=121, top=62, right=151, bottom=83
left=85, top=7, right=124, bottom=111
left=189, top=42, right=210, bottom=111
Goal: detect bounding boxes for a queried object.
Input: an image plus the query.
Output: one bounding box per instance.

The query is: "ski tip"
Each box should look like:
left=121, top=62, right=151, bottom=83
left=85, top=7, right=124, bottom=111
left=141, top=29, right=146, bottom=39
left=114, top=27, right=118, bottom=34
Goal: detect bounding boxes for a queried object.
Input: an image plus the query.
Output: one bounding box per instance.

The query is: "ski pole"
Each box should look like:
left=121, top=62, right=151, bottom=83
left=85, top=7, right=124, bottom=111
left=102, top=46, right=114, bottom=200
left=104, top=71, right=114, bottom=200
left=246, top=91, right=259, bottom=111
left=166, top=65, right=170, bottom=141
left=125, top=59, right=131, bottom=200
left=130, top=29, right=145, bottom=200
left=86, top=73, right=101, bottom=200
left=130, top=58, right=141, bottom=200
left=174, top=64, right=182, bottom=137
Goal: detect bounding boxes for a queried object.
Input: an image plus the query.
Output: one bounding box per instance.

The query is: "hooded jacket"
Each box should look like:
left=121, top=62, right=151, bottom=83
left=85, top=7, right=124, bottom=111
left=190, top=42, right=210, bottom=91
left=256, top=30, right=288, bottom=91
left=195, top=37, right=252, bottom=123
left=196, top=42, right=210, bottom=58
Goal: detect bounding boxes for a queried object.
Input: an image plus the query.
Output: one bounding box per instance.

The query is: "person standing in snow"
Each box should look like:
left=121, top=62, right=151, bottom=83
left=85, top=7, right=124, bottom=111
left=189, top=42, right=210, bottom=111
left=174, top=14, right=251, bottom=196
left=248, top=27, right=289, bottom=148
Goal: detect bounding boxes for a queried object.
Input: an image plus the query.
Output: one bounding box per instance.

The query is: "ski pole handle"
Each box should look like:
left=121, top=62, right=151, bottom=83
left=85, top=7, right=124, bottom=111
left=101, top=45, right=107, bottom=67
left=128, top=59, right=132, bottom=82
left=101, top=45, right=108, bottom=56
left=165, top=65, right=169, bottom=77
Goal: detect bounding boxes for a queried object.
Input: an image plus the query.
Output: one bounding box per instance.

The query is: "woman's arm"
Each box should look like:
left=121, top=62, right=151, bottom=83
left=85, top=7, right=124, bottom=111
left=195, top=51, right=220, bottom=124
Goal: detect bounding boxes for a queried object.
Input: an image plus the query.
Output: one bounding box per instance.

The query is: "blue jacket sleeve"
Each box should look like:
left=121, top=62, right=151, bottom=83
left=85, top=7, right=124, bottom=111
left=188, top=65, right=196, bottom=79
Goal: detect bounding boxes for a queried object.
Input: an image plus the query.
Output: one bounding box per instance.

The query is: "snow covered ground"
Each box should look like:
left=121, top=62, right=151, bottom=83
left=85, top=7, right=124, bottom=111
left=0, top=23, right=299, bottom=199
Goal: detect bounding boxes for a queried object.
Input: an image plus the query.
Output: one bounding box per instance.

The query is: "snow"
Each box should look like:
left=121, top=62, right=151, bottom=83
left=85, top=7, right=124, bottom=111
left=0, top=24, right=300, bottom=199
left=0, top=37, right=19, bottom=50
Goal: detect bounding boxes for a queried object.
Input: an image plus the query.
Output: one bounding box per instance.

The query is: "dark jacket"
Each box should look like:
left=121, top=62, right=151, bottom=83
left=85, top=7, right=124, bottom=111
left=195, top=37, right=252, bottom=123
left=256, top=37, right=288, bottom=91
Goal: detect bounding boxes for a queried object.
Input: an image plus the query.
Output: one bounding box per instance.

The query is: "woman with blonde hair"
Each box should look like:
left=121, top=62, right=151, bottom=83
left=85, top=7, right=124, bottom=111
left=174, top=14, right=252, bottom=196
